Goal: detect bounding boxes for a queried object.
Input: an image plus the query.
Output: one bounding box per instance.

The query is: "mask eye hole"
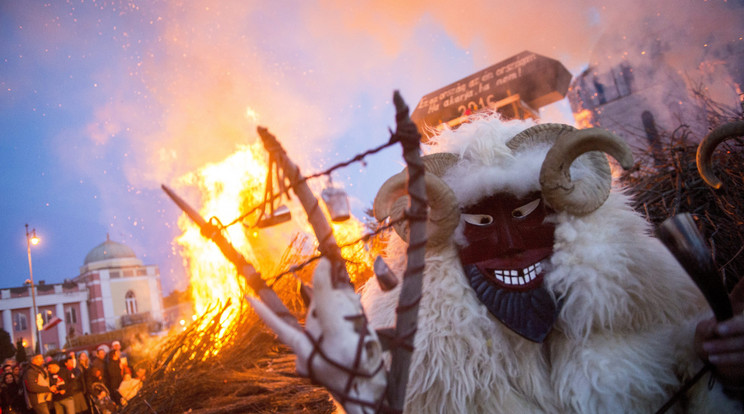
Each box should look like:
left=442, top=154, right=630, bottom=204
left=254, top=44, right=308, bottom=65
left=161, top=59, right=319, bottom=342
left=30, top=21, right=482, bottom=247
left=512, top=198, right=541, bottom=219
left=463, top=214, right=494, bottom=226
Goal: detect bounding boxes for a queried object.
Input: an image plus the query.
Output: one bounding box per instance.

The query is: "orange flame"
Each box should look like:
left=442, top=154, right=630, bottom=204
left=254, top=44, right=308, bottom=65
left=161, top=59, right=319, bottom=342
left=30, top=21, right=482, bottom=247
left=175, top=142, right=269, bottom=334
left=174, top=139, right=375, bottom=344
left=573, top=109, right=595, bottom=129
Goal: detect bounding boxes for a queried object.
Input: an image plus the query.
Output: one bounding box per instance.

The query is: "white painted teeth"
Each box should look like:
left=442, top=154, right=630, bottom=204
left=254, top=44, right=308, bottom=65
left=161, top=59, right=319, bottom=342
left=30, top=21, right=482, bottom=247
left=492, top=262, right=542, bottom=285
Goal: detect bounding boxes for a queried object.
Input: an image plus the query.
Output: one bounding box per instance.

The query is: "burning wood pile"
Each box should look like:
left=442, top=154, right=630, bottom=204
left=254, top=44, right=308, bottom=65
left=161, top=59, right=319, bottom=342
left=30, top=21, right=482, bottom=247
left=624, top=119, right=744, bottom=291
left=120, top=260, right=338, bottom=413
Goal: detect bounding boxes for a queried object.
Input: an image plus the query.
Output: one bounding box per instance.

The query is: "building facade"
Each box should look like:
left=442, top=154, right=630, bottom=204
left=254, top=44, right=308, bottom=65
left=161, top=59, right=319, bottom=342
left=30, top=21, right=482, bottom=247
left=0, top=236, right=164, bottom=353
left=0, top=282, right=88, bottom=353
left=74, top=236, right=164, bottom=334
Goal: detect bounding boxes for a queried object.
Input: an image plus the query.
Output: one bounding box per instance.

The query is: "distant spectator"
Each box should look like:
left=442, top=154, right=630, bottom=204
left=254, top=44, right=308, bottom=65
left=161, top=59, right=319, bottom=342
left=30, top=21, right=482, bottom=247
left=1, top=371, right=25, bottom=413
left=78, top=352, right=90, bottom=396
left=90, top=348, right=106, bottom=385
left=64, top=356, right=87, bottom=414
left=117, top=372, right=140, bottom=405
left=47, top=361, right=74, bottom=414
left=105, top=350, right=123, bottom=404
left=12, top=364, right=21, bottom=384
left=78, top=352, right=90, bottom=371
left=66, top=352, right=76, bottom=369
left=111, top=341, right=128, bottom=373
left=23, top=354, right=55, bottom=414
left=14, top=340, right=26, bottom=365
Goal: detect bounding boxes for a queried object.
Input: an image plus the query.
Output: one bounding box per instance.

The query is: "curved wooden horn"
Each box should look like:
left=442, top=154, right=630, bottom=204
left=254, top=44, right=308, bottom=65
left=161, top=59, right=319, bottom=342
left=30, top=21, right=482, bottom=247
left=696, top=120, right=744, bottom=189
left=528, top=125, right=633, bottom=215
left=374, top=153, right=459, bottom=249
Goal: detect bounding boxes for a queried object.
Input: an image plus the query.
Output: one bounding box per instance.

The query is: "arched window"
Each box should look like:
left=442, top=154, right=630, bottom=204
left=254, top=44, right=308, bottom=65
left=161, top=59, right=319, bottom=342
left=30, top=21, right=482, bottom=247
left=125, top=290, right=138, bottom=315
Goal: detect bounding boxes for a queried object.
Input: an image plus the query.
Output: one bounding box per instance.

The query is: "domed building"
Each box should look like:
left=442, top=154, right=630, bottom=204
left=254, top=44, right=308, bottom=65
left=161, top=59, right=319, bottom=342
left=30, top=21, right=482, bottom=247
left=1, top=235, right=165, bottom=353
left=82, top=237, right=139, bottom=270
left=75, top=235, right=165, bottom=335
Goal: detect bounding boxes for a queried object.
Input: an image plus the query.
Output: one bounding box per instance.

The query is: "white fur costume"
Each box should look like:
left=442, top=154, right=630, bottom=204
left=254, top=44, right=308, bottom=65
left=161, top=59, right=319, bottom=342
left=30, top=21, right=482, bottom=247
left=360, top=115, right=742, bottom=413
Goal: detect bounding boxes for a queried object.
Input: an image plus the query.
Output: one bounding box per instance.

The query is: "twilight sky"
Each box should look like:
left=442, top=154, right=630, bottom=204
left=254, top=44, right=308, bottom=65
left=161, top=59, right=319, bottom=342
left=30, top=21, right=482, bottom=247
left=2, top=1, right=741, bottom=294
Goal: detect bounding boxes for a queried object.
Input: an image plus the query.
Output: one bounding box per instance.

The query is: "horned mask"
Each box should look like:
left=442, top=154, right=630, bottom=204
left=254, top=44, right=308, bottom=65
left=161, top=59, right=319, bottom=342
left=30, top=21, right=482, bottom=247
left=373, top=123, right=633, bottom=341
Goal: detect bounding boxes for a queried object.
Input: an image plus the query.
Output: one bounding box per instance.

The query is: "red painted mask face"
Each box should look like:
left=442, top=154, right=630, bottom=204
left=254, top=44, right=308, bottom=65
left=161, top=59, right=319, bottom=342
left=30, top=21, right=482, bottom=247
left=459, top=191, right=555, bottom=288
left=458, top=191, right=559, bottom=343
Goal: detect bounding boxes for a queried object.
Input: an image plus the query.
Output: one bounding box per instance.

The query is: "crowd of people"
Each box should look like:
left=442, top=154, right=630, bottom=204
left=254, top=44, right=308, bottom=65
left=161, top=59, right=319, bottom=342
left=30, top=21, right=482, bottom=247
left=0, top=341, right=145, bottom=414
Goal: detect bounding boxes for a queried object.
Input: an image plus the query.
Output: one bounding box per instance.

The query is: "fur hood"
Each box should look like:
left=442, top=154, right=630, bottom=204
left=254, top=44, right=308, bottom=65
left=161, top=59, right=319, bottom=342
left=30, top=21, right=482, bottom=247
left=425, top=113, right=601, bottom=208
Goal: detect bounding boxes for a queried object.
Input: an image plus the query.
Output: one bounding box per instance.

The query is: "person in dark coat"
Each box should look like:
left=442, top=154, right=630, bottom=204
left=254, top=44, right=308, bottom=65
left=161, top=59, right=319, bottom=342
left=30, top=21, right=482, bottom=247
left=85, top=367, right=103, bottom=399
left=89, top=348, right=106, bottom=383
left=23, top=354, right=56, bottom=414
left=1, top=371, right=26, bottom=413
left=47, top=361, right=74, bottom=414
left=104, top=349, right=123, bottom=405
left=63, top=356, right=88, bottom=413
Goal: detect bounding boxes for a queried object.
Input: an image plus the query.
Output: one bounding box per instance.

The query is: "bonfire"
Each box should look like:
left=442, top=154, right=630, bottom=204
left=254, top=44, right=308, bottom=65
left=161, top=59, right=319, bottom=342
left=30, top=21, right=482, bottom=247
left=121, top=92, right=743, bottom=413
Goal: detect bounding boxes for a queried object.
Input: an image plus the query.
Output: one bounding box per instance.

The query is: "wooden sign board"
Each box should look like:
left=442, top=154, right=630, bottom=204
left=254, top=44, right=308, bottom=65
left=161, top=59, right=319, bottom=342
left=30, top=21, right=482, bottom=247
left=411, top=51, right=572, bottom=138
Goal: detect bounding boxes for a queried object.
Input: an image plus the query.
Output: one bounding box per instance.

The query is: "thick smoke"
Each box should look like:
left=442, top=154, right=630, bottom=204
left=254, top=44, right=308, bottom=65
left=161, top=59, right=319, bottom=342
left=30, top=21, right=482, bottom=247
left=11, top=0, right=734, bottom=189
left=4, top=0, right=740, bottom=291
left=106, top=1, right=742, bottom=188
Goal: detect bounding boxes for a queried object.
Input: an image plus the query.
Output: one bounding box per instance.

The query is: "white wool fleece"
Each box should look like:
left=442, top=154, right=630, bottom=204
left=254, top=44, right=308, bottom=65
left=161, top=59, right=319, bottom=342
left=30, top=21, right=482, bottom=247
left=361, top=241, right=558, bottom=413
left=361, top=114, right=742, bottom=413
left=543, top=192, right=737, bottom=412
left=547, top=192, right=707, bottom=340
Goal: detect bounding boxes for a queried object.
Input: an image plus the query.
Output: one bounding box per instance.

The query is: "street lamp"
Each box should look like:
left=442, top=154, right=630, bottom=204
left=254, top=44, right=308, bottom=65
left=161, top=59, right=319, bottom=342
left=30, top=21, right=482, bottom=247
left=25, top=224, right=42, bottom=354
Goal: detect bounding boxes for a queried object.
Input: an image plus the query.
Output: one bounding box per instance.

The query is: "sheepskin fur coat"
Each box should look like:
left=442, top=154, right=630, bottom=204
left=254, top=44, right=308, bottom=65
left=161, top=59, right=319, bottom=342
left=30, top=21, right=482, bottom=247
left=360, top=114, right=742, bottom=413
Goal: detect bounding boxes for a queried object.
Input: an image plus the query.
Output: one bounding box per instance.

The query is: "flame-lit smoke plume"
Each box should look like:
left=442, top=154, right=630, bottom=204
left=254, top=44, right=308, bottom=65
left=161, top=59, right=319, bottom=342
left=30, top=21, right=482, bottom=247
left=4, top=1, right=739, bottom=295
